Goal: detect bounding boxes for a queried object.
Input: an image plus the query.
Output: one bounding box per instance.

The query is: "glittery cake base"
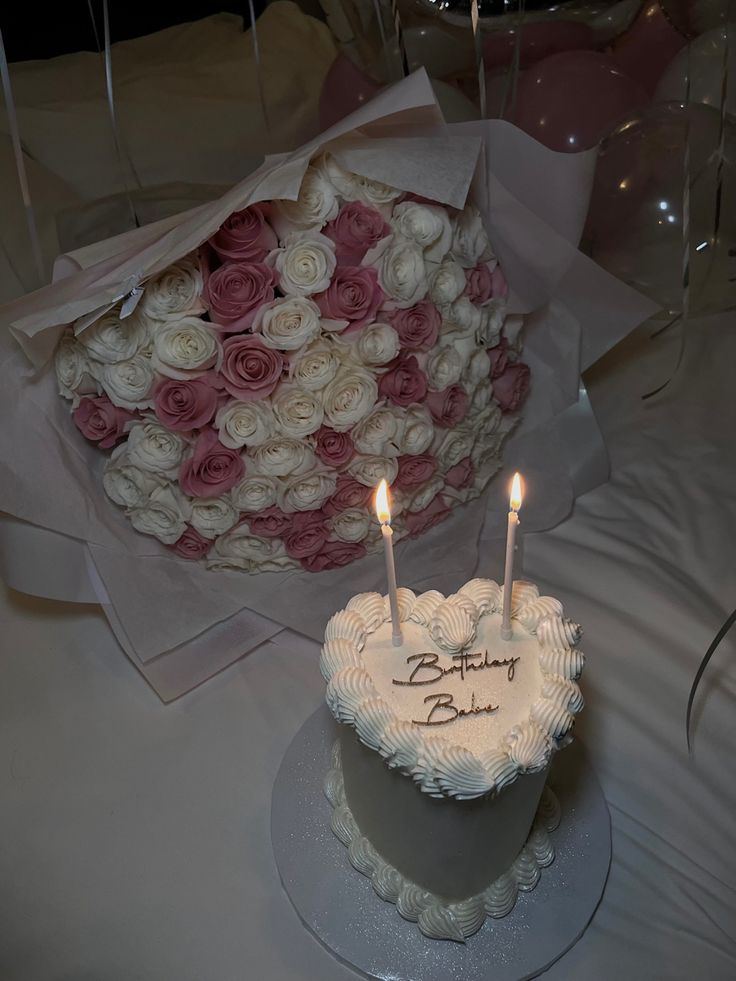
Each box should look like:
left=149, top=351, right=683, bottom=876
left=271, top=705, right=611, bottom=981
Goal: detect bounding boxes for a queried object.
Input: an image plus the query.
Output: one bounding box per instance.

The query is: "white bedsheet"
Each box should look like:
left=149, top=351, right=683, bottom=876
left=1, top=312, right=735, bottom=979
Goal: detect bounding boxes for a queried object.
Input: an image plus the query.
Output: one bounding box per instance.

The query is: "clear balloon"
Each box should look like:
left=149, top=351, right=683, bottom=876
left=655, top=25, right=736, bottom=115
left=586, top=102, right=736, bottom=313
left=659, top=0, right=734, bottom=38
left=610, top=0, right=686, bottom=93
left=512, top=51, right=648, bottom=152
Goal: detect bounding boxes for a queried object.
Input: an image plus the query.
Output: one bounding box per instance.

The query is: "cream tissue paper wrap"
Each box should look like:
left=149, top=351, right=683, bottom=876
left=0, top=71, right=658, bottom=700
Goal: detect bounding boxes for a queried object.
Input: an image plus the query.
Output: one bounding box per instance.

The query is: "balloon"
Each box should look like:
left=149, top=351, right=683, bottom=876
left=482, top=22, right=594, bottom=70
left=655, top=25, right=736, bottom=114
left=610, top=1, right=686, bottom=93
left=589, top=0, right=646, bottom=43
left=512, top=51, right=648, bottom=152
left=586, top=102, right=736, bottom=313
left=318, top=54, right=382, bottom=132
left=659, top=0, right=732, bottom=38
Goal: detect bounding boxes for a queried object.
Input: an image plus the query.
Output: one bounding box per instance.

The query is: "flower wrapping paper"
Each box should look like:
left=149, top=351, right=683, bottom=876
left=0, top=71, right=658, bottom=699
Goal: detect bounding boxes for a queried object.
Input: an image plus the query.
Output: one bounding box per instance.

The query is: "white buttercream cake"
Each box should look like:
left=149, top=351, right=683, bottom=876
left=320, top=578, right=584, bottom=942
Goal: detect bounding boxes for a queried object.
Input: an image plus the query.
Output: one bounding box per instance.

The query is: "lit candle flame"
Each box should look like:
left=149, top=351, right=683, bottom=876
left=510, top=472, right=523, bottom=512
left=375, top=478, right=391, bottom=524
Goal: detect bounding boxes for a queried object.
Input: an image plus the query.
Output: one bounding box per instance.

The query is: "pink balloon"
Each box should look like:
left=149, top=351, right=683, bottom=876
left=513, top=51, right=649, bottom=152
left=319, top=53, right=383, bottom=129
left=610, top=1, right=686, bottom=94
left=483, top=21, right=595, bottom=70
left=319, top=54, right=383, bottom=131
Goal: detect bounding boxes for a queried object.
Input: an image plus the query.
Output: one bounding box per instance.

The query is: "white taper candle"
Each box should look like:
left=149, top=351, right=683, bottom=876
left=375, top=479, right=403, bottom=646
left=501, top=472, right=523, bottom=640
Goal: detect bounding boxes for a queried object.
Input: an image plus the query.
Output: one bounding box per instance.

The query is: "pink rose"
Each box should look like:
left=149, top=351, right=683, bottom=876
left=395, top=454, right=437, bottom=491
left=464, top=263, right=494, bottom=304
left=445, top=456, right=474, bottom=489
left=389, top=301, right=440, bottom=352
left=378, top=355, right=428, bottom=407
left=203, top=261, right=277, bottom=332
left=244, top=507, right=292, bottom=538
left=154, top=377, right=219, bottom=431
left=171, top=526, right=211, bottom=560
left=324, top=202, right=390, bottom=265
left=284, top=511, right=330, bottom=560
left=219, top=335, right=285, bottom=401
left=404, top=494, right=451, bottom=538
left=426, top=384, right=469, bottom=428
left=491, top=266, right=509, bottom=299
left=73, top=396, right=134, bottom=449
left=493, top=362, right=531, bottom=414
left=315, top=426, right=354, bottom=468
left=323, top=475, right=373, bottom=517
left=315, top=266, right=384, bottom=332
left=208, top=205, right=277, bottom=264
left=301, top=539, right=367, bottom=572
left=487, top=337, right=509, bottom=380
left=180, top=428, right=245, bottom=498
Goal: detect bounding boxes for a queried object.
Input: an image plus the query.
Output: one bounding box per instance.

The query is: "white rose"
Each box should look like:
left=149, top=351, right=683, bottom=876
left=271, top=384, right=324, bottom=437
left=97, top=353, right=156, bottom=410
left=351, top=406, right=400, bottom=456
left=471, top=443, right=503, bottom=484
left=465, top=348, right=491, bottom=386
left=275, top=166, right=340, bottom=230
left=78, top=307, right=150, bottom=364
left=54, top=332, right=99, bottom=404
left=253, top=296, right=322, bottom=351
left=128, top=484, right=191, bottom=545
left=397, top=403, right=434, bottom=455
left=210, top=525, right=287, bottom=564
left=140, top=255, right=205, bottom=320
left=126, top=422, right=187, bottom=479
left=102, top=446, right=164, bottom=508
left=230, top=474, right=278, bottom=512
left=250, top=437, right=315, bottom=477
left=391, top=202, right=452, bottom=262
left=190, top=497, right=239, bottom=540
left=429, top=258, right=467, bottom=306
left=215, top=400, right=275, bottom=449
left=408, top=475, right=444, bottom=513
left=441, top=296, right=483, bottom=339
left=478, top=301, right=507, bottom=347
left=354, top=322, right=400, bottom=369
left=475, top=403, right=503, bottom=439
left=372, top=237, right=428, bottom=308
left=355, top=175, right=403, bottom=211
left=278, top=470, right=337, bottom=513
left=323, top=367, right=378, bottom=432
left=469, top=378, right=493, bottom=415
left=270, top=231, right=336, bottom=296
left=316, top=153, right=361, bottom=201
left=452, top=205, right=493, bottom=268
left=149, top=317, right=220, bottom=379
left=289, top=338, right=339, bottom=391
left=504, top=314, right=524, bottom=352
left=348, top=455, right=399, bottom=487
left=330, top=508, right=371, bottom=543
left=435, top=428, right=475, bottom=471
left=426, top=345, right=463, bottom=392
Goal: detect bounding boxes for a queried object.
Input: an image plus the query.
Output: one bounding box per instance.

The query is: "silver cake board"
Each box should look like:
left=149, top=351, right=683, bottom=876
left=271, top=705, right=611, bottom=981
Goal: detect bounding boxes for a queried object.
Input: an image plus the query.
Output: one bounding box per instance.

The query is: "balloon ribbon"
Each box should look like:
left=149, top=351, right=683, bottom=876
left=686, top=605, right=736, bottom=752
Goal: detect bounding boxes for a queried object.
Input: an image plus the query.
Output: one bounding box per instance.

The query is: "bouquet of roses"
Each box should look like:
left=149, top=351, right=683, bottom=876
left=55, top=153, right=530, bottom=574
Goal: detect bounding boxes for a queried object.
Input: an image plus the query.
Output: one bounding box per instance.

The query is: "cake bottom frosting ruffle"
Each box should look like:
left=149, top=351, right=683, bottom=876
left=324, top=740, right=562, bottom=943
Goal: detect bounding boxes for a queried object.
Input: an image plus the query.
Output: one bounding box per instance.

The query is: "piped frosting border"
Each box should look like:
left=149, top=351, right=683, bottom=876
left=324, top=739, right=562, bottom=942
left=320, top=579, right=584, bottom=800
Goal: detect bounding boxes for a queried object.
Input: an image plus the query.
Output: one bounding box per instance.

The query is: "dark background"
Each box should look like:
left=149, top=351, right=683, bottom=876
left=1, top=2, right=269, bottom=62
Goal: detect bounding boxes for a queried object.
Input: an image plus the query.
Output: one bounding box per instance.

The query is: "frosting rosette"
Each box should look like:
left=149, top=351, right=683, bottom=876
left=54, top=157, right=529, bottom=573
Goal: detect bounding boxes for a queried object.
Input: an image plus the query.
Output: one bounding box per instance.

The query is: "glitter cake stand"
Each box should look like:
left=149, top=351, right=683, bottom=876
left=271, top=705, right=611, bottom=981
